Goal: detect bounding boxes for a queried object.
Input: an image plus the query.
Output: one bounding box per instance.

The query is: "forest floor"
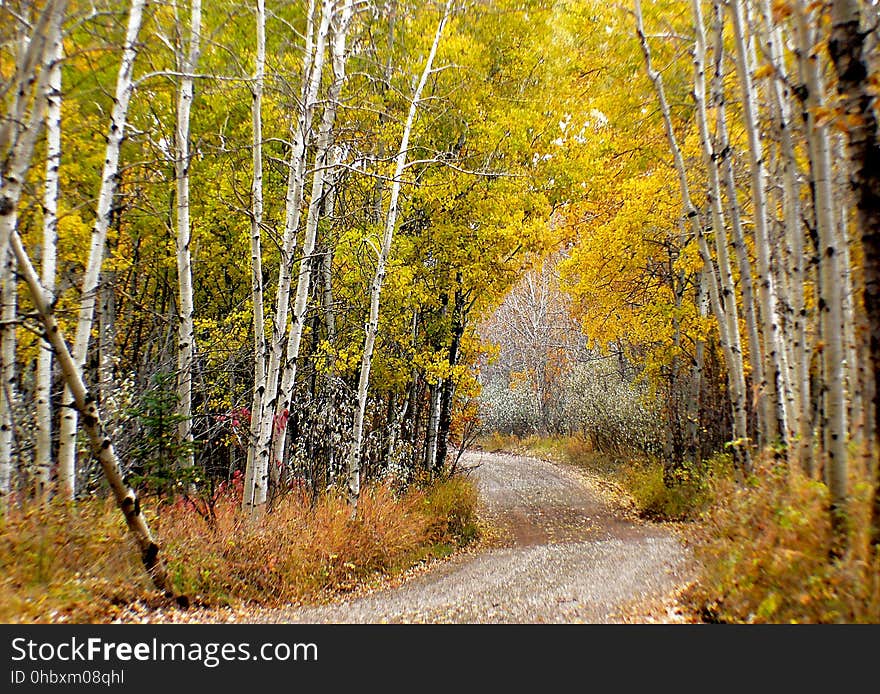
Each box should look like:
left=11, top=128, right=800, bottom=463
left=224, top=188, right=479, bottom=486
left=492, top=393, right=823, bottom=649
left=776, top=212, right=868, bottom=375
left=172, top=450, right=696, bottom=624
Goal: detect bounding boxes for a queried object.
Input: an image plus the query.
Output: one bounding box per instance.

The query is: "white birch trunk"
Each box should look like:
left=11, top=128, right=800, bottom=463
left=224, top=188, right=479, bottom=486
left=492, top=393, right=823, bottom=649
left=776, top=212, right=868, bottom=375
left=347, top=0, right=453, bottom=509
left=10, top=231, right=182, bottom=601
left=174, top=0, right=203, bottom=470
left=269, top=0, right=354, bottom=474
left=690, top=0, right=751, bottom=468
left=728, top=0, right=791, bottom=445
left=424, top=381, right=442, bottom=471
left=0, top=247, right=16, bottom=505
left=709, top=0, right=764, bottom=449
left=244, top=0, right=268, bottom=510
left=794, top=0, right=848, bottom=492
left=638, top=0, right=750, bottom=471
left=758, top=0, right=805, bottom=454
left=245, top=0, right=331, bottom=513
left=57, top=0, right=147, bottom=499
left=35, top=38, right=63, bottom=499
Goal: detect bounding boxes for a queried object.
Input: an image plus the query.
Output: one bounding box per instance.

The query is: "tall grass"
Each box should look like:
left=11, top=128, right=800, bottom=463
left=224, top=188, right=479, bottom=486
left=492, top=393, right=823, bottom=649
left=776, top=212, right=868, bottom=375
left=686, top=459, right=880, bottom=623
left=0, top=477, right=479, bottom=623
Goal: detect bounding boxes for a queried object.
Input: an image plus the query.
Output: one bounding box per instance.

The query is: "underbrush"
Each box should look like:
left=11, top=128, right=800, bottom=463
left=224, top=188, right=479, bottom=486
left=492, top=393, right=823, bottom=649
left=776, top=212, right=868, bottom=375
left=685, top=461, right=880, bottom=623
left=0, top=476, right=479, bottom=623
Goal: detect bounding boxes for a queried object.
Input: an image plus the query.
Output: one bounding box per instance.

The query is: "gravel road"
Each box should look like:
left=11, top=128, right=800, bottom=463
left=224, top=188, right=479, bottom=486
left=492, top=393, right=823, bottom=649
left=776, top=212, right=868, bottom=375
left=253, top=450, right=692, bottom=624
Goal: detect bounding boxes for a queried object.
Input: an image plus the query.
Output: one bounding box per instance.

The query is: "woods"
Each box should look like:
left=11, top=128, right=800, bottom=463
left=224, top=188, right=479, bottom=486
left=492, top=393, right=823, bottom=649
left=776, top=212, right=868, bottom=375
left=1, top=0, right=879, bottom=623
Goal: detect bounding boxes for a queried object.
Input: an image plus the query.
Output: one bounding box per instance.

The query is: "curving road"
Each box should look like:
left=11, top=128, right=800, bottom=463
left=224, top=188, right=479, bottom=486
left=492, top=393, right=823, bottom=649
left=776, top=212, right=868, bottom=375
left=250, top=450, right=691, bottom=624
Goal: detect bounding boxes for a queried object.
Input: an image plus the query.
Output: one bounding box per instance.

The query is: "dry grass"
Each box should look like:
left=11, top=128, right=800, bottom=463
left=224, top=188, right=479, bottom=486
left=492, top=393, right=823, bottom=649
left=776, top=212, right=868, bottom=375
left=0, top=477, right=479, bottom=623
left=685, top=459, right=880, bottom=623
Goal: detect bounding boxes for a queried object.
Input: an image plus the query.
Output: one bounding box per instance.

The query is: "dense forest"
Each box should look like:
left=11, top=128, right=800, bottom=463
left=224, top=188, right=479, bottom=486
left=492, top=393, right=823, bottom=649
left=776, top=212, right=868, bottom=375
left=1, top=0, right=879, bottom=623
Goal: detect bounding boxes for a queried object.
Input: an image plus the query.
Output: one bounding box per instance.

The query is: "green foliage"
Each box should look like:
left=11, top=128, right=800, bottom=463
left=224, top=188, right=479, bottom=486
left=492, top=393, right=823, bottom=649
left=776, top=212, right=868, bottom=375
left=123, top=372, right=197, bottom=497
left=615, top=456, right=722, bottom=522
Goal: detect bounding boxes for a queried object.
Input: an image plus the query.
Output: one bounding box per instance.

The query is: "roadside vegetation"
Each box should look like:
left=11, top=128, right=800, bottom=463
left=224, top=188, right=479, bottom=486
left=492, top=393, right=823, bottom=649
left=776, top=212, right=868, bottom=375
left=0, top=476, right=479, bottom=623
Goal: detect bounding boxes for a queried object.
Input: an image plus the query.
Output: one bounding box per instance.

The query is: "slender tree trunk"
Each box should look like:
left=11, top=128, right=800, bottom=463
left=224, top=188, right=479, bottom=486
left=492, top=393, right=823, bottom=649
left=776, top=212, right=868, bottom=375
left=347, top=0, right=453, bottom=509
left=758, top=0, right=806, bottom=456
left=270, top=0, right=354, bottom=475
left=693, top=0, right=751, bottom=468
left=0, top=247, right=16, bottom=506
left=826, top=0, right=880, bottom=547
left=435, top=285, right=467, bottom=471
left=638, top=0, right=751, bottom=472
left=35, top=37, right=63, bottom=499
left=173, top=0, right=203, bottom=470
left=709, top=1, right=764, bottom=450
left=57, top=0, right=147, bottom=499
left=0, top=0, right=66, bottom=259
left=728, top=0, right=791, bottom=445
left=11, top=231, right=184, bottom=603
left=792, top=1, right=849, bottom=547
left=244, top=0, right=268, bottom=512
left=245, top=0, right=331, bottom=513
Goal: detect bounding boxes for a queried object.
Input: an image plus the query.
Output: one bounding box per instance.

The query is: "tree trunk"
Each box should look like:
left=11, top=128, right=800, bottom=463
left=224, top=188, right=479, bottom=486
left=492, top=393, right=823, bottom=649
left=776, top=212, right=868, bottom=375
left=728, top=0, right=791, bottom=445
left=244, top=0, right=268, bottom=513
left=245, top=0, right=331, bottom=514
left=826, top=0, right=880, bottom=547
left=347, top=0, right=453, bottom=509
left=270, top=0, right=354, bottom=478
left=35, top=36, right=63, bottom=499
left=57, top=0, right=147, bottom=499
left=174, top=0, right=203, bottom=470
left=11, top=231, right=184, bottom=603
left=0, top=247, right=16, bottom=506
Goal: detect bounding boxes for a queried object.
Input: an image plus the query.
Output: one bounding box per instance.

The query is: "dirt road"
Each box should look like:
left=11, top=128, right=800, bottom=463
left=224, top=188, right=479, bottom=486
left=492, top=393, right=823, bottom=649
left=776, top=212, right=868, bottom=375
left=252, top=450, right=691, bottom=623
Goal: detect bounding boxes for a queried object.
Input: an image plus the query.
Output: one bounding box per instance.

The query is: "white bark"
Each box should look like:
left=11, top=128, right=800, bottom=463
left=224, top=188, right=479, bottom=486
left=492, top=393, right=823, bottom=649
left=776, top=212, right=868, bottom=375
left=270, top=0, right=354, bottom=474
left=245, top=0, right=332, bottom=513
left=728, top=0, right=792, bottom=445
left=174, top=0, right=203, bottom=469
left=10, top=231, right=180, bottom=600
left=35, top=37, right=63, bottom=498
left=57, top=0, right=147, bottom=499
left=709, top=0, right=764, bottom=449
left=794, top=0, right=847, bottom=487
left=244, top=0, right=268, bottom=509
left=0, top=247, right=16, bottom=504
left=758, top=0, right=805, bottom=454
left=1, top=0, right=66, bottom=266
left=347, top=0, right=453, bottom=509
left=424, top=382, right=442, bottom=471
left=690, top=0, right=751, bottom=468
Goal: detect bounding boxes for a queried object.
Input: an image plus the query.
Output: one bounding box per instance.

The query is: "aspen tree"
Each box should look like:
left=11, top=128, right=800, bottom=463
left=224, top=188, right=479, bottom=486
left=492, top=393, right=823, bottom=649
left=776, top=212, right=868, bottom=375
left=757, top=0, right=806, bottom=453
left=10, top=232, right=183, bottom=602
left=34, top=37, right=63, bottom=499
left=173, top=0, right=203, bottom=470
left=57, top=0, right=147, bottom=499
left=728, top=0, right=792, bottom=444
left=347, top=0, right=454, bottom=509
left=826, top=0, right=880, bottom=546
left=709, top=0, right=764, bottom=448
left=271, top=0, right=355, bottom=475
left=636, top=0, right=751, bottom=471
left=0, top=0, right=67, bottom=506
left=690, top=0, right=751, bottom=469
left=244, top=0, right=267, bottom=503
left=245, top=0, right=332, bottom=513
left=792, top=1, right=848, bottom=535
